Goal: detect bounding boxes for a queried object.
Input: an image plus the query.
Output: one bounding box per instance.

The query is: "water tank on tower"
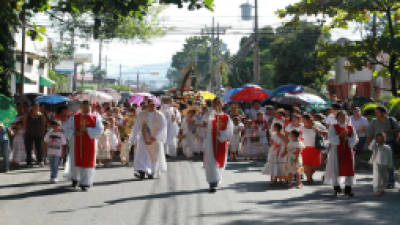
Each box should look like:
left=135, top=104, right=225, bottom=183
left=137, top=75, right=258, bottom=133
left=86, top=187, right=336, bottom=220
left=240, top=2, right=252, bottom=21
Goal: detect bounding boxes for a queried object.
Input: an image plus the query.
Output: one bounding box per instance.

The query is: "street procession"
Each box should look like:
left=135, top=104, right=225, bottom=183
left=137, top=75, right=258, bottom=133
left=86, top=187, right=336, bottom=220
left=1, top=0, right=400, bottom=225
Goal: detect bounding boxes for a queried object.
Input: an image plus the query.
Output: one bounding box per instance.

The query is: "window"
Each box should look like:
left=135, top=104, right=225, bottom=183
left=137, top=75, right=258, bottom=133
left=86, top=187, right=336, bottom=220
left=16, top=54, right=22, bottom=63
left=39, top=61, right=45, bottom=69
left=27, top=57, right=34, bottom=65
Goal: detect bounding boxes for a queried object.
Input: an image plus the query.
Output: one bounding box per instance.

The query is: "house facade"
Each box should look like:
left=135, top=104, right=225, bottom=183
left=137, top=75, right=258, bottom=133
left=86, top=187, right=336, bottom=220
left=11, top=32, right=54, bottom=96
left=327, top=38, right=392, bottom=100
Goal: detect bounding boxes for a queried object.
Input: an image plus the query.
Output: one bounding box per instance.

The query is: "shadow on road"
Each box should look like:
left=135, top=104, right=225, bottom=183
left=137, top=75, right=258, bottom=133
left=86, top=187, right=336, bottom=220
left=104, top=189, right=208, bottom=205
left=0, top=186, right=73, bottom=200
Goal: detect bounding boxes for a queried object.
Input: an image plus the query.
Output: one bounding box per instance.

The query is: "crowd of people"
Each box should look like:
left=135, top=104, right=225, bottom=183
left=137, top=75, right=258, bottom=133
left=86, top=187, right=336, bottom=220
left=1, top=94, right=399, bottom=196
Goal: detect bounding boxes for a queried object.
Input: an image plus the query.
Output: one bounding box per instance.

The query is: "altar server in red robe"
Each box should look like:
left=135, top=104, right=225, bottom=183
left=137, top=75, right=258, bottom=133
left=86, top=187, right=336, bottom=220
left=325, top=110, right=358, bottom=197
left=204, top=97, right=233, bottom=193
left=64, top=101, right=104, bottom=191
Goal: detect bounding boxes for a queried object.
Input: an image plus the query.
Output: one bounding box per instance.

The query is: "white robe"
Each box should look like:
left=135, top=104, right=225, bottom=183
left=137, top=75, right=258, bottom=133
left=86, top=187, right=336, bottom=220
left=204, top=111, right=233, bottom=185
left=63, top=113, right=104, bottom=186
left=182, top=117, right=198, bottom=158
left=324, top=123, right=358, bottom=186
left=161, top=105, right=180, bottom=157
left=130, top=110, right=167, bottom=176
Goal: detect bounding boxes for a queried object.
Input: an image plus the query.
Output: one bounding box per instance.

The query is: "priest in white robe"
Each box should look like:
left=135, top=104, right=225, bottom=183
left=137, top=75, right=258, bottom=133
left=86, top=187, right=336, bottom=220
left=204, top=97, right=233, bottom=193
left=64, top=101, right=104, bottom=191
left=160, top=97, right=181, bottom=157
left=130, top=99, right=167, bottom=179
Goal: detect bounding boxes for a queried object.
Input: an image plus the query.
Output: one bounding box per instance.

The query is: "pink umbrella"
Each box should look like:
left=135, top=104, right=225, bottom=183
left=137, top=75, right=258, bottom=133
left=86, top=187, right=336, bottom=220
left=128, top=93, right=161, bottom=106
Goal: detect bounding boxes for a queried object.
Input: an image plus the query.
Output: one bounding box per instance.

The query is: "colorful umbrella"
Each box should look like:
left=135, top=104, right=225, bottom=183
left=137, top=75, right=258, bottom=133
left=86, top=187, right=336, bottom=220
left=223, top=88, right=242, bottom=103
left=271, top=93, right=326, bottom=106
left=230, top=87, right=270, bottom=102
left=72, top=90, right=114, bottom=104
left=272, top=84, right=304, bottom=96
left=128, top=93, right=161, bottom=106
left=199, top=91, right=216, bottom=100
left=0, top=94, right=17, bottom=127
left=36, top=95, right=70, bottom=105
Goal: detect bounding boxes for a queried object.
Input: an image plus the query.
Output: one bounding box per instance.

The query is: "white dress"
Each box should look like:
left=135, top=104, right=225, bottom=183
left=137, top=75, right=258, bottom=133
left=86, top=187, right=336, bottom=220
left=182, top=117, right=197, bottom=158
left=263, top=133, right=287, bottom=177
left=242, top=128, right=253, bottom=157
left=230, top=123, right=244, bottom=154
left=11, top=129, right=26, bottom=163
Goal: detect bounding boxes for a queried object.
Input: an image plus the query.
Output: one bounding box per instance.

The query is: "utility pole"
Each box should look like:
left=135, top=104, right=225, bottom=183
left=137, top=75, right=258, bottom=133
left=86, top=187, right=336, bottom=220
left=71, top=26, right=77, bottom=92
left=371, top=13, right=378, bottom=99
left=104, top=55, right=107, bottom=88
left=209, top=17, right=215, bottom=92
left=137, top=70, right=140, bottom=92
left=201, top=18, right=230, bottom=93
left=216, top=23, right=221, bottom=90
left=119, top=64, right=122, bottom=85
left=253, top=0, right=260, bottom=84
left=98, top=39, right=102, bottom=89
left=18, top=8, right=26, bottom=95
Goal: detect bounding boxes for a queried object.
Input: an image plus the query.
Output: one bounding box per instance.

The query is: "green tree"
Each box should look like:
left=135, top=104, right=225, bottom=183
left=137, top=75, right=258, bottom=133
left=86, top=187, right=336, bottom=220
left=278, top=0, right=400, bottom=96
left=0, top=0, right=214, bottom=96
left=229, top=26, right=276, bottom=89
left=271, top=22, right=331, bottom=90
left=48, top=69, right=68, bottom=93
left=167, top=36, right=230, bottom=89
left=229, top=24, right=331, bottom=91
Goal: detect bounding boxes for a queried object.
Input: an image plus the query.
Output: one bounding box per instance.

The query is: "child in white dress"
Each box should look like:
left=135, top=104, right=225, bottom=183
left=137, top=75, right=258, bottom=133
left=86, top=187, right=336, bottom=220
left=283, top=130, right=304, bottom=188
left=97, top=121, right=112, bottom=167
left=229, top=117, right=244, bottom=160
left=263, top=123, right=287, bottom=184
left=242, top=119, right=253, bottom=160
left=11, top=121, right=26, bottom=165
left=369, top=133, right=393, bottom=196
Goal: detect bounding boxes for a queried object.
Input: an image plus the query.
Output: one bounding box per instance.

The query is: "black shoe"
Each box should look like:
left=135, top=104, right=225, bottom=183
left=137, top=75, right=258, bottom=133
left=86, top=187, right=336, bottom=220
left=72, top=180, right=78, bottom=188
left=147, top=174, right=154, bottom=179
left=344, top=186, right=354, bottom=198
left=134, top=171, right=146, bottom=180
left=208, top=188, right=217, bottom=193
left=81, top=186, right=89, bottom=192
left=387, top=184, right=394, bottom=189
left=333, top=186, right=342, bottom=196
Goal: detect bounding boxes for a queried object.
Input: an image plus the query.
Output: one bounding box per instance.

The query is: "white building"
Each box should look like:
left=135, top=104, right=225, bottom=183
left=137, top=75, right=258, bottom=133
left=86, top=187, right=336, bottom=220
left=12, top=31, right=54, bottom=96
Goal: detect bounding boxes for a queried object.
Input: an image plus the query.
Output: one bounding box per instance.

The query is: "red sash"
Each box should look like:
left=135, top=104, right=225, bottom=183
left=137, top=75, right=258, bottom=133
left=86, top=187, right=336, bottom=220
left=212, top=114, right=229, bottom=168
left=334, top=124, right=355, bottom=177
left=74, top=113, right=97, bottom=168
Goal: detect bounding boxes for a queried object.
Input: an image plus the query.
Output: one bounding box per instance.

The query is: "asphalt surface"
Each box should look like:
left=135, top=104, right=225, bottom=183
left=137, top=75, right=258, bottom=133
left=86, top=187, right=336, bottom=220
left=1, top=159, right=399, bottom=225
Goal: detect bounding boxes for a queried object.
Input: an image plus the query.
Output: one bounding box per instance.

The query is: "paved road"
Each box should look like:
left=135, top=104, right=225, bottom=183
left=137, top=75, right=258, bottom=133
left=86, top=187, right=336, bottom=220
left=1, top=159, right=399, bottom=225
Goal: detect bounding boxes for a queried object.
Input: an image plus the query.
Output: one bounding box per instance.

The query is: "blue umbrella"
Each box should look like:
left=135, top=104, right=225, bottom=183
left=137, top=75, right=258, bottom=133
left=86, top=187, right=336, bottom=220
left=272, top=84, right=304, bottom=96
left=36, top=95, right=70, bottom=105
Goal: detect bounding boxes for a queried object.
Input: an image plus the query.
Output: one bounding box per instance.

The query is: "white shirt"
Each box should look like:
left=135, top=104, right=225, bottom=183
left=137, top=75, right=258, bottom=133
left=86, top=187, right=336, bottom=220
left=302, top=127, right=316, bottom=147
left=325, top=113, right=337, bottom=126
left=349, top=115, right=369, bottom=137
left=44, top=130, right=67, bottom=157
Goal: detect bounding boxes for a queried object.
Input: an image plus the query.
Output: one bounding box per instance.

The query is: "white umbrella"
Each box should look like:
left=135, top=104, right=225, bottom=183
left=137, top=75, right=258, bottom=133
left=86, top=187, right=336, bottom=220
left=73, top=90, right=114, bottom=104
left=99, top=88, right=122, bottom=102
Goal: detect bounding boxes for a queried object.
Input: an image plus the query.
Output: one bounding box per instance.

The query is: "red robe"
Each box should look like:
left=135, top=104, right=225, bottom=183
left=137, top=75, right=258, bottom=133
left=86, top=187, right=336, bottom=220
left=334, top=124, right=355, bottom=177
left=74, top=113, right=97, bottom=168
left=212, top=114, right=229, bottom=168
